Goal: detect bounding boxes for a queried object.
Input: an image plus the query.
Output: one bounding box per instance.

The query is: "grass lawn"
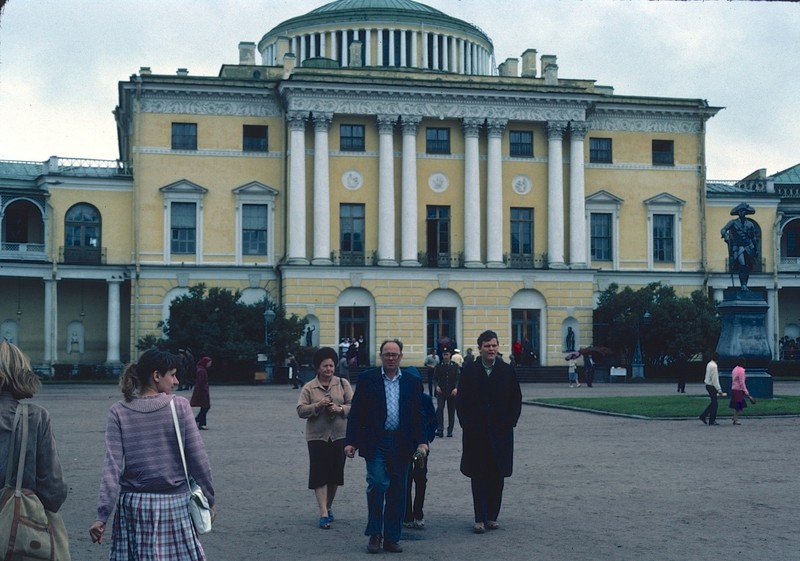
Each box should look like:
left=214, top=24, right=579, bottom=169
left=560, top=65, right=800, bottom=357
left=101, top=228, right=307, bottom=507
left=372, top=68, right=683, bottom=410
left=527, top=395, right=800, bottom=418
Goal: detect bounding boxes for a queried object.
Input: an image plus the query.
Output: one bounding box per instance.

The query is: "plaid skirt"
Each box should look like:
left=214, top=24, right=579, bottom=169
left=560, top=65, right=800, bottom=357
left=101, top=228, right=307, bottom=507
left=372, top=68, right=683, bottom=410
left=111, top=492, right=206, bottom=561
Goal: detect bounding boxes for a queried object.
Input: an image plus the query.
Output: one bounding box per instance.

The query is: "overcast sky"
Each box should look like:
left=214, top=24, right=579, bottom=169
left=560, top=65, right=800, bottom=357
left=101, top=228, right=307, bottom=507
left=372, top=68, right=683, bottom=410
left=0, top=0, right=797, bottom=180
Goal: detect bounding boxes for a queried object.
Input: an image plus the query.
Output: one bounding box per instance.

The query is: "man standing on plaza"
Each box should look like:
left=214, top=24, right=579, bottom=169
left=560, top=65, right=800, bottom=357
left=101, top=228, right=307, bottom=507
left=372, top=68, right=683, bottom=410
left=423, top=348, right=439, bottom=395
left=434, top=346, right=460, bottom=438
left=345, top=339, right=429, bottom=554
left=456, top=330, right=522, bottom=534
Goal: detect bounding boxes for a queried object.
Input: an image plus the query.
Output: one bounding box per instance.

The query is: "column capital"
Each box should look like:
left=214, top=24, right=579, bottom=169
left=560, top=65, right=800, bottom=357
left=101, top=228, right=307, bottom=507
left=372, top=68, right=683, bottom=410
left=546, top=120, right=569, bottom=140
left=486, top=118, right=508, bottom=137
left=312, top=112, right=333, bottom=131
left=461, top=117, right=484, bottom=137
left=377, top=114, right=398, bottom=134
left=287, top=111, right=308, bottom=130
left=400, top=115, right=422, bottom=134
left=569, top=121, right=590, bottom=140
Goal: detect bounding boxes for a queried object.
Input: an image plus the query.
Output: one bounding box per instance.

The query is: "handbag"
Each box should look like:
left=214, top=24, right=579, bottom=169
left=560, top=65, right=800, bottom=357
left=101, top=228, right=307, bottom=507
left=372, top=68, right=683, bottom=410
left=0, top=404, right=71, bottom=561
left=169, top=399, right=212, bottom=534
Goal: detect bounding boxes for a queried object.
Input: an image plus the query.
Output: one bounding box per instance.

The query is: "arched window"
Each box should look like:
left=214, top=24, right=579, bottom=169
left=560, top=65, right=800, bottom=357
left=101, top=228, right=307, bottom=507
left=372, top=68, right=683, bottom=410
left=64, top=203, right=102, bottom=263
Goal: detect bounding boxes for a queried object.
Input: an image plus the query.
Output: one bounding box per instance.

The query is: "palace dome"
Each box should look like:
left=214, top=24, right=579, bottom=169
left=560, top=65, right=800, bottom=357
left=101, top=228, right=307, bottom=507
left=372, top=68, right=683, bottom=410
left=257, top=0, right=494, bottom=75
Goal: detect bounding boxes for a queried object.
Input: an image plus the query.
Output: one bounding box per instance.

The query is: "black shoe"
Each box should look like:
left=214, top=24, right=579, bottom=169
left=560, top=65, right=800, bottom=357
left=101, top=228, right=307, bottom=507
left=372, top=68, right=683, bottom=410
left=368, top=534, right=382, bottom=554
left=447, top=432, right=453, bottom=437
left=699, top=416, right=707, bottom=425
left=435, top=430, right=444, bottom=438
left=383, top=541, right=403, bottom=553
left=709, top=422, right=720, bottom=426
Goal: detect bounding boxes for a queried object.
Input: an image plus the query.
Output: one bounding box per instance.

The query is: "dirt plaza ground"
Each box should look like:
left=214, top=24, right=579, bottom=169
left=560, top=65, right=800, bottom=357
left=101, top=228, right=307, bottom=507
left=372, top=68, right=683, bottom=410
left=30, top=380, right=800, bottom=561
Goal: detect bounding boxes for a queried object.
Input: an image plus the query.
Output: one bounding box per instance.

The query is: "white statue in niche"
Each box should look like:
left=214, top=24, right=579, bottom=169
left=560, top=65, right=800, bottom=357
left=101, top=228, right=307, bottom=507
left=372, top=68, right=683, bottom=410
left=66, top=321, right=85, bottom=354
left=1, top=320, right=18, bottom=345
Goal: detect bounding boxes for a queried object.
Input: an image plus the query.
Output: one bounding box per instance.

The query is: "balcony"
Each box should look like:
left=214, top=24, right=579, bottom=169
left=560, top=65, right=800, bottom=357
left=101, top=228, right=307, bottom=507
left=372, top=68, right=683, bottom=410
left=506, top=253, right=547, bottom=269
left=0, top=242, right=47, bottom=262
left=332, top=251, right=372, bottom=267
left=60, top=246, right=106, bottom=265
left=779, top=256, right=800, bottom=272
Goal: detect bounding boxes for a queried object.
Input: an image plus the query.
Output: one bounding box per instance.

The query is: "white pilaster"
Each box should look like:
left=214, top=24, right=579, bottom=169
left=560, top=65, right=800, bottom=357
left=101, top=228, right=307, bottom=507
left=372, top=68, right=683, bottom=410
left=287, top=112, right=309, bottom=264
left=432, top=33, right=439, bottom=70
left=400, top=116, right=421, bottom=266
left=313, top=112, right=333, bottom=265
left=411, top=30, right=418, bottom=68
left=463, top=118, right=484, bottom=267
left=377, top=115, right=399, bottom=266
left=441, top=35, right=449, bottom=72
left=377, top=28, right=384, bottom=66
left=341, top=30, right=348, bottom=67
left=547, top=121, right=568, bottom=268
left=422, top=32, right=429, bottom=69
left=389, top=28, right=395, bottom=66
left=364, top=28, right=371, bottom=65
left=486, top=119, right=507, bottom=267
left=568, top=122, right=589, bottom=268
left=400, top=30, right=407, bottom=66
left=106, top=277, right=122, bottom=365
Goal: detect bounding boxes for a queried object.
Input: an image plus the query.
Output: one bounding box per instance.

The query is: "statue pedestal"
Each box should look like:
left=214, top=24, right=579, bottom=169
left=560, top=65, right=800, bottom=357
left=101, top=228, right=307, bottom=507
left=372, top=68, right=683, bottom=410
left=716, top=289, right=773, bottom=398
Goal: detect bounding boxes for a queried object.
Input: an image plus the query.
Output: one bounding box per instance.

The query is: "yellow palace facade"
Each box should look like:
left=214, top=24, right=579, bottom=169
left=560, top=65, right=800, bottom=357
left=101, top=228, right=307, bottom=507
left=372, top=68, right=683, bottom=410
left=2, top=0, right=798, bottom=372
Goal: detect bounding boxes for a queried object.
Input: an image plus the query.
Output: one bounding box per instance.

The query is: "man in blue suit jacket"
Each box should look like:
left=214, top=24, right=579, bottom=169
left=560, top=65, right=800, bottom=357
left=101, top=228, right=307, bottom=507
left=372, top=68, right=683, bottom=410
left=345, top=339, right=428, bottom=554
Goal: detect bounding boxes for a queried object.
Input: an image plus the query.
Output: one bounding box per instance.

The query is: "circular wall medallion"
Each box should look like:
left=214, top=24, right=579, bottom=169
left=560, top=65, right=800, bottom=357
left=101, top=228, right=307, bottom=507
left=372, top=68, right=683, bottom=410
left=342, top=170, right=363, bottom=190
left=428, top=172, right=449, bottom=193
left=512, top=174, right=532, bottom=195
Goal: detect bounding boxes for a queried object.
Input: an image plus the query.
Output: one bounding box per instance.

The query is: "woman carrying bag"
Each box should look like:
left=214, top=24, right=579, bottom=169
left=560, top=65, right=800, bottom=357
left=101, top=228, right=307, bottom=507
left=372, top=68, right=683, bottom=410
left=0, top=341, right=70, bottom=560
left=89, top=349, right=215, bottom=561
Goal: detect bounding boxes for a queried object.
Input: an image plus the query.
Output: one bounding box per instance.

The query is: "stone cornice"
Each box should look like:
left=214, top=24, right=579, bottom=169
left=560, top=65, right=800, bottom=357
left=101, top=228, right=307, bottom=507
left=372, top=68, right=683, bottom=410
left=589, top=108, right=704, bottom=134
left=140, top=90, right=282, bottom=117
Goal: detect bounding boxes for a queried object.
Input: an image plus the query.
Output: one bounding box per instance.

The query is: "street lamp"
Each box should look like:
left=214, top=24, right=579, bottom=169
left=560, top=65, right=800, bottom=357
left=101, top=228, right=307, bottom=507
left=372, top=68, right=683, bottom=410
left=631, top=310, right=651, bottom=379
left=264, top=308, right=276, bottom=381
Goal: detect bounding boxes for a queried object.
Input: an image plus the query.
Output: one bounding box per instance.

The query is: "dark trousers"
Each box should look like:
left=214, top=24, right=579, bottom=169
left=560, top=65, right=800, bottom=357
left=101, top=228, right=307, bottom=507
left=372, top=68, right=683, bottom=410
left=195, top=407, right=209, bottom=427
left=470, top=475, right=505, bottom=524
left=365, top=433, right=409, bottom=543
left=403, top=455, right=427, bottom=522
left=701, top=385, right=719, bottom=423
left=436, top=394, right=456, bottom=434
left=585, top=367, right=594, bottom=387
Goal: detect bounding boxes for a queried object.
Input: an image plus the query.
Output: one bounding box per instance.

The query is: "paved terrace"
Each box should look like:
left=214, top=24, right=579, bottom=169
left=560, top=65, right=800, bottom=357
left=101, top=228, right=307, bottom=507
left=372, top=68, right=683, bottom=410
left=33, top=381, right=800, bottom=561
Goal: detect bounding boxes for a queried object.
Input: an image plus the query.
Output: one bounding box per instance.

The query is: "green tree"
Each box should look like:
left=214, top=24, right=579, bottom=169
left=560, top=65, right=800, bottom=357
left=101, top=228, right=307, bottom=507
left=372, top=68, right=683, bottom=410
left=593, top=282, right=720, bottom=367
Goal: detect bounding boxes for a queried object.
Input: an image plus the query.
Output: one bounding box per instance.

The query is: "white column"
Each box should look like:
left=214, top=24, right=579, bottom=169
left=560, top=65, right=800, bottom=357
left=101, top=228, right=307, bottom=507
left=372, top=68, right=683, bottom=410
left=291, top=36, right=298, bottom=58
left=388, top=29, right=395, bottom=66
left=330, top=31, right=338, bottom=65
left=463, top=118, right=484, bottom=267
left=450, top=36, right=457, bottom=72
left=43, top=279, right=55, bottom=365
left=546, top=121, right=568, bottom=268
left=458, top=38, right=465, bottom=74
left=486, top=119, right=507, bottom=267
left=432, top=33, right=439, bottom=70
left=422, top=32, right=429, bottom=69
left=377, top=28, right=384, bottom=66
left=287, top=112, right=309, bottom=264
left=400, top=116, right=421, bottom=266
left=310, top=33, right=317, bottom=58
left=377, top=115, right=399, bottom=266
left=400, top=30, right=407, bottom=66
left=341, top=30, right=348, bottom=67
left=364, top=28, right=371, bottom=65
left=319, top=33, right=326, bottom=58
left=465, top=42, right=472, bottom=74
left=313, top=112, right=333, bottom=265
left=441, top=35, right=449, bottom=71
left=106, top=277, right=122, bottom=364
left=411, top=30, right=418, bottom=68
left=299, top=34, right=306, bottom=63
left=568, top=122, right=589, bottom=268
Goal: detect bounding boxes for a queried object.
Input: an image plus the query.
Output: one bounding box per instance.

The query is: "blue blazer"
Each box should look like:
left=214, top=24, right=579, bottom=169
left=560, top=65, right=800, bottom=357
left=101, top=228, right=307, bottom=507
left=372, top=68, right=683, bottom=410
left=345, top=367, right=427, bottom=460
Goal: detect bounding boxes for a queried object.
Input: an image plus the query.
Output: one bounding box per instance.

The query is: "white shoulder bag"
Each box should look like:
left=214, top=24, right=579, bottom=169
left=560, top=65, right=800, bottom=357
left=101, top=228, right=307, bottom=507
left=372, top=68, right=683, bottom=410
left=169, top=399, right=212, bottom=534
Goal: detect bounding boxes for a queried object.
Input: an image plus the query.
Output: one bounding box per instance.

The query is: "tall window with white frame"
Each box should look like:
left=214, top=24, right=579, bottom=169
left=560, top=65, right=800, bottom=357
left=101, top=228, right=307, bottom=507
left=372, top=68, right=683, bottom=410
left=652, top=214, right=674, bottom=262
left=510, top=207, right=533, bottom=267
left=340, top=203, right=365, bottom=265
left=426, top=206, right=451, bottom=267
left=242, top=204, right=267, bottom=255
left=170, top=202, right=196, bottom=254
left=590, top=213, right=612, bottom=262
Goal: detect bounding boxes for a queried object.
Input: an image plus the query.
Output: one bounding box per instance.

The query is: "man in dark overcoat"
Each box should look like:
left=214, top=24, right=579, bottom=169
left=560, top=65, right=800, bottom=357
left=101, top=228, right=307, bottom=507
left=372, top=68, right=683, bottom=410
left=456, top=329, right=522, bottom=534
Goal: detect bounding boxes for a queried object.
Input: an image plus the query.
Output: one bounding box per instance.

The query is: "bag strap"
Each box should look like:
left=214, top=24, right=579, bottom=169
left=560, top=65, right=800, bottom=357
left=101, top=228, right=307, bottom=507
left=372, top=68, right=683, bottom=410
left=169, top=398, right=192, bottom=488
left=4, top=404, right=28, bottom=495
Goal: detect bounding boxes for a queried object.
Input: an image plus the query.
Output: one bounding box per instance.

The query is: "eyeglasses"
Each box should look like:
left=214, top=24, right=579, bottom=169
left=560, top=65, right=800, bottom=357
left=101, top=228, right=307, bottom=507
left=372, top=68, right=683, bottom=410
left=382, top=353, right=401, bottom=359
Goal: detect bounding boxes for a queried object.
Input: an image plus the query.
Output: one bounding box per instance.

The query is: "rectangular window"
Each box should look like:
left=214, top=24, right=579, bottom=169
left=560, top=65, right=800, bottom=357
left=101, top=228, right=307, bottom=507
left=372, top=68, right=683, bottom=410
left=340, top=204, right=365, bottom=253
left=653, top=214, right=674, bottom=262
left=589, top=137, right=612, bottom=163
left=170, top=202, right=196, bottom=254
left=590, top=213, right=612, bottom=261
left=426, top=127, right=450, bottom=154
left=242, top=204, right=268, bottom=255
left=243, top=125, right=268, bottom=152
left=510, top=208, right=533, bottom=255
left=509, top=131, right=533, bottom=157
left=171, top=123, right=197, bottom=150
left=426, top=206, right=451, bottom=267
left=652, top=139, right=674, bottom=166
left=340, top=124, right=365, bottom=152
